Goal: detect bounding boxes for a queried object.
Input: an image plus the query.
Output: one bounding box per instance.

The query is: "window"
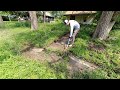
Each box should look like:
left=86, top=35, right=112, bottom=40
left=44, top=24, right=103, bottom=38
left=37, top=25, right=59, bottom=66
left=83, top=16, right=87, bottom=22
left=70, top=15, right=75, bottom=20
left=84, top=19, right=86, bottom=22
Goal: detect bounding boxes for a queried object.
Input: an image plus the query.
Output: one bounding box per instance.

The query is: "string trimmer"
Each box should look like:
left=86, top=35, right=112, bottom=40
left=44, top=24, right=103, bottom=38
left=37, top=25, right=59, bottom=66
left=64, top=36, right=72, bottom=49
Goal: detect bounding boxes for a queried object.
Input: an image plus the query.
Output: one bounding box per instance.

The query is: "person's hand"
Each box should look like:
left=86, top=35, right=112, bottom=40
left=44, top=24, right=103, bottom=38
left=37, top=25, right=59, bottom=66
left=69, top=36, right=73, bottom=40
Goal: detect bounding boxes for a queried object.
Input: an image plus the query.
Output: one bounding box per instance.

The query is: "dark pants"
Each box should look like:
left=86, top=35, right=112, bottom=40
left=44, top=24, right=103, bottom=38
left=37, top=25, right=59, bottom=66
left=72, top=29, right=80, bottom=44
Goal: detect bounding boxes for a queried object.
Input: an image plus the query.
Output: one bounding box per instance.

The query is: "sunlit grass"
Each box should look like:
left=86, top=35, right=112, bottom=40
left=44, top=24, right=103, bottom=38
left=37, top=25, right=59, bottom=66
left=0, top=21, right=68, bottom=79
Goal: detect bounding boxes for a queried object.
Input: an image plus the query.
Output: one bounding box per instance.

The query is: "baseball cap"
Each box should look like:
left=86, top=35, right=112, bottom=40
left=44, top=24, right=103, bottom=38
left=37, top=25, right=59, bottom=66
left=64, top=20, right=68, bottom=24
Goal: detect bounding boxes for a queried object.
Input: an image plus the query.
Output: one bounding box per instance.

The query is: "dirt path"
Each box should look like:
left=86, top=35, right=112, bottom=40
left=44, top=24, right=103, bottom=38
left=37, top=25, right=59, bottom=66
left=21, top=33, right=98, bottom=77
left=22, top=47, right=61, bottom=62
left=46, top=33, right=70, bottom=52
left=67, top=55, right=98, bottom=77
left=22, top=33, right=70, bottom=62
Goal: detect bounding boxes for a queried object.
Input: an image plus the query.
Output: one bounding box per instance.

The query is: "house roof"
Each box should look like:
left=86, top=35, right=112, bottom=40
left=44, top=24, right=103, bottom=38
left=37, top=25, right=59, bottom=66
left=64, top=11, right=97, bottom=15
left=39, top=11, right=54, bottom=17
left=45, top=12, right=54, bottom=17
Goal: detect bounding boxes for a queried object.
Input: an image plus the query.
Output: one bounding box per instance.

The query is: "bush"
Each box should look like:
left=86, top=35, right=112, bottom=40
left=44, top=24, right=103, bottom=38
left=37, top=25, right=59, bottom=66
left=14, top=21, right=30, bottom=27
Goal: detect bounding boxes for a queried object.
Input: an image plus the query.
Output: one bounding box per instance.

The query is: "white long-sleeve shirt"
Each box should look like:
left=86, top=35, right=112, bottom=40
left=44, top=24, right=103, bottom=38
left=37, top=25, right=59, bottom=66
left=69, top=20, right=80, bottom=37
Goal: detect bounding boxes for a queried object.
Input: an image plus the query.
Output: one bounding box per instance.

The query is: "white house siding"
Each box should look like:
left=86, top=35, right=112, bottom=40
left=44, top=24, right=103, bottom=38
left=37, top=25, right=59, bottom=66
left=82, top=14, right=95, bottom=24
left=75, top=15, right=85, bottom=23
left=65, top=14, right=95, bottom=24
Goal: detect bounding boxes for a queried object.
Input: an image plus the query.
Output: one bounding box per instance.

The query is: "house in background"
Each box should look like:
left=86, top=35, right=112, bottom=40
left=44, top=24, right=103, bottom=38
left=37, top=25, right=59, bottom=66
left=64, top=11, right=97, bottom=24
left=40, top=12, right=54, bottom=23
left=2, top=15, right=17, bottom=21
left=45, top=12, right=54, bottom=22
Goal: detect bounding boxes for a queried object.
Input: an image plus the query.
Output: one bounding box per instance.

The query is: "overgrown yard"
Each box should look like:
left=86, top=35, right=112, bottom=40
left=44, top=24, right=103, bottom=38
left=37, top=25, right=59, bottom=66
left=70, top=24, right=120, bottom=79
left=0, top=21, right=120, bottom=79
left=0, top=21, right=69, bottom=79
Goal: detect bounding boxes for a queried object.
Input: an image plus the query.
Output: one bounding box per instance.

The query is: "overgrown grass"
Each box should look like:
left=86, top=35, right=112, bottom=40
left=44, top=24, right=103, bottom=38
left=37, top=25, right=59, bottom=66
left=12, top=21, right=68, bottom=48
left=72, top=69, right=120, bottom=79
left=0, top=21, right=68, bottom=79
left=2, top=21, right=31, bottom=28
left=70, top=24, right=120, bottom=79
left=0, top=21, right=120, bottom=79
left=0, top=56, right=68, bottom=79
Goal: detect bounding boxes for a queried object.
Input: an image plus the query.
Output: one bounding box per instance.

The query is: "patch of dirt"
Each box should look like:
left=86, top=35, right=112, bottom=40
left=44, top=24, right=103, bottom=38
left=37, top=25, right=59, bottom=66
left=22, top=47, right=61, bottom=62
left=21, top=43, right=34, bottom=53
left=22, top=33, right=70, bottom=63
left=46, top=42, right=65, bottom=52
left=88, top=43, right=105, bottom=52
left=21, top=33, right=98, bottom=78
left=32, top=47, right=44, bottom=53
left=46, top=33, right=70, bottom=52
left=67, top=55, right=98, bottom=77
left=56, top=33, right=69, bottom=43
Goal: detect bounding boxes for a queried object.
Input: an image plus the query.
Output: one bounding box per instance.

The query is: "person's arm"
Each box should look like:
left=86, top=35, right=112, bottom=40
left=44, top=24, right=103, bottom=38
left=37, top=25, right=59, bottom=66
left=69, top=24, right=73, bottom=38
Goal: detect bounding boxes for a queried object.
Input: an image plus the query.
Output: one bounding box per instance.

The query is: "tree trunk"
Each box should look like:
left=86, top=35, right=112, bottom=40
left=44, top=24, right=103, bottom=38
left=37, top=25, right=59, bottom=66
left=29, top=11, right=38, bottom=30
left=93, top=11, right=114, bottom=40
left=43, top=11, right=46, bottom=23
left=103, top=11, right=119, bottom=36
left=0, top=16, right=3, bottom=24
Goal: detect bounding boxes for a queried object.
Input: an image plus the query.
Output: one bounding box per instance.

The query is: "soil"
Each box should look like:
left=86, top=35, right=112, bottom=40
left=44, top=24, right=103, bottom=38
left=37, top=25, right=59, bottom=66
left=21, top=33, right=98, bottom=77
left=22, top=47, right=61, bottom=62
left=88, top=42, right=105, bottom=52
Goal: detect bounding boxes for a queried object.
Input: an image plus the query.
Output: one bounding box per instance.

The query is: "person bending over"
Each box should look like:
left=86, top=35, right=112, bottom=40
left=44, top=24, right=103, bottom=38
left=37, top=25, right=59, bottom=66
left=64, top=19, right=80, bottom=46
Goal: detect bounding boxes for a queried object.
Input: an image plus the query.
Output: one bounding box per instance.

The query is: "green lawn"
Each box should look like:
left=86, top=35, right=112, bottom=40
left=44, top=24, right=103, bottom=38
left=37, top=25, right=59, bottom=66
left=0, top=21, right=120, bottom=79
